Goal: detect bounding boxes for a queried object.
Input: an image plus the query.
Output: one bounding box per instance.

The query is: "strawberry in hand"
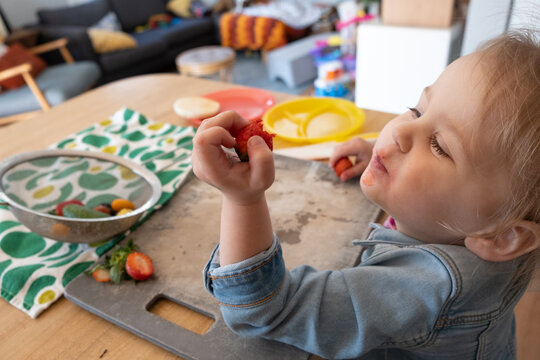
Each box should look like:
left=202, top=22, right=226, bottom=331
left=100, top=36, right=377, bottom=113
left=334, top=157, right=354, bottom=177
left=234, top=119, right=275, bottom=162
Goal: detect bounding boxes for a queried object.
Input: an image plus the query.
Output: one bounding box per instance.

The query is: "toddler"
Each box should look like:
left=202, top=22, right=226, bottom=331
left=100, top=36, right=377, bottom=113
left=192, top=31, right=540, bottom=359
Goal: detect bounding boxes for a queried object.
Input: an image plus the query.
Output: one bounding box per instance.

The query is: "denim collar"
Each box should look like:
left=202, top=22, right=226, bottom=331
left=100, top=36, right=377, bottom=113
left=353, top=223, right=426, bottom=247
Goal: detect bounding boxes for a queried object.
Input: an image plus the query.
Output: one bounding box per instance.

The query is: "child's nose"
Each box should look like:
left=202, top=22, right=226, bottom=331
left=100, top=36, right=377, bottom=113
left=392, top=122, right=414, bottom=153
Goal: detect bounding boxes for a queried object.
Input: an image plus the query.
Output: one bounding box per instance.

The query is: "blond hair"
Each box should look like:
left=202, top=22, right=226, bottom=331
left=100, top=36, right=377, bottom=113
left=476, top=30, right=540, bottom=278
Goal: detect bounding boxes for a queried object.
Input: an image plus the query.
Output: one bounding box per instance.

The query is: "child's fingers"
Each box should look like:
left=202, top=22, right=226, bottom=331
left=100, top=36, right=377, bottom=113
left=330, top=138, right=373, bottom=168
left=193, top=127, right=236, bottom=183
left=199, top=110, right=250, bottom=136
left=194, top=125, right=236, bottom=149
left=247, top=136, right=275, bottom=190
left=339, top=158, right=370, bottom=181
left=329, top=140, right=359, bottom=167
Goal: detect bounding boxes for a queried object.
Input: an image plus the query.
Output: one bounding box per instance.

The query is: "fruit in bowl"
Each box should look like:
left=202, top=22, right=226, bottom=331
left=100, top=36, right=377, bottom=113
left=0, top=150, right=161, bottom=243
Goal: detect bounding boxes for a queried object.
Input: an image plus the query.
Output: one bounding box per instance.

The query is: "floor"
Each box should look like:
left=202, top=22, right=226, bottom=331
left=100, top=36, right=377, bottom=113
left=214, top=50, right=314, bottom=95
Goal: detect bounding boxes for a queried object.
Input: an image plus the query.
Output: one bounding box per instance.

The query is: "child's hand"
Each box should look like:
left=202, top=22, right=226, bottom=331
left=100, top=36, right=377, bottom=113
left=192, top=111, right=275, bottom=205
left=329, top=137, right=373, bottom=181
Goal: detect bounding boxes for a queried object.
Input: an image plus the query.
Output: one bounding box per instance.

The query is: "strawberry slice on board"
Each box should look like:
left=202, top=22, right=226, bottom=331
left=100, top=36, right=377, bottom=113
left=125, top=252, right=154, bottom=281
left=92, top=268, right=111, bottom=283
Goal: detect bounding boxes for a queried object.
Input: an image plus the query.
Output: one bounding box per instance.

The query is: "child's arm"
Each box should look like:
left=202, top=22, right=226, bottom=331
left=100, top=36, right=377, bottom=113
left=204, top=239, right=456, bottom=359
left=329, top=137, right=373, bottom=181
left=192, top=111, right=275, bottom=265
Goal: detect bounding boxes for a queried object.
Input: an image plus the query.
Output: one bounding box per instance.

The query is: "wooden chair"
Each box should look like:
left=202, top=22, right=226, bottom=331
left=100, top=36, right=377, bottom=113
left=0, top=38, right=100, bottom=126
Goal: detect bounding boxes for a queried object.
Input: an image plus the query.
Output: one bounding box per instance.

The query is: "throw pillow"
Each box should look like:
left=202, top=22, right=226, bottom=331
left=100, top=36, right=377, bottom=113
left=219, top=13, right=287, bottom=51
left=167, top=0, right=192, bottom=18
left=87, top=28, right=137, bottom=54
left=0, top=43, right=47, bottom=90
left=93, top=11, right=122, bottom=31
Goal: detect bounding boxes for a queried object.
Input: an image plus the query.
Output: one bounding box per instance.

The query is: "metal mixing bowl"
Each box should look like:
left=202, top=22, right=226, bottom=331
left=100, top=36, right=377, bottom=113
left=0, top=149, right=162, bottom=243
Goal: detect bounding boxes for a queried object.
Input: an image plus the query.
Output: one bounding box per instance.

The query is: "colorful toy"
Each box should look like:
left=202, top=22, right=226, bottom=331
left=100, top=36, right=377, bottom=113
left=313, top=59, right=351, bottom=98
left=309, top=3, right=376, bottom=99
left=135, top=14, right=181, bottom=33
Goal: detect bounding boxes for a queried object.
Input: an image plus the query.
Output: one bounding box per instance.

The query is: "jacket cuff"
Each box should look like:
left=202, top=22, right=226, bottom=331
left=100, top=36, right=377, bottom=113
left=203, top=236, right=285, bottom=307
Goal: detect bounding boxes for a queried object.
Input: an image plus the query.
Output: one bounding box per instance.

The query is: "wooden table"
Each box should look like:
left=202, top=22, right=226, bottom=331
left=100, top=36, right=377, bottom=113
left=0, top=74, right=537, bottom=359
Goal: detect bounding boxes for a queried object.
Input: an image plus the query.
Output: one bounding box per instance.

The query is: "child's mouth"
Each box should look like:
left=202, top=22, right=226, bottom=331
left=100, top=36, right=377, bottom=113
left=362, top=150, right=388, bottom=186
left=371, top=152, right=388, bottom=174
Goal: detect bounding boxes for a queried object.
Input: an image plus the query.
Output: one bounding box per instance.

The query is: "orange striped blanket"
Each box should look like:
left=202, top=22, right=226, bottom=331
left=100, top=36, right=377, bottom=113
left=219, top=12, right=288, bottom=51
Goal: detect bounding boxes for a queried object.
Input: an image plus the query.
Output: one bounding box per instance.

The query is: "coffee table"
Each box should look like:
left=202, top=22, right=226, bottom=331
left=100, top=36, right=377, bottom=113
left=176, top=45, right=236, bottom=82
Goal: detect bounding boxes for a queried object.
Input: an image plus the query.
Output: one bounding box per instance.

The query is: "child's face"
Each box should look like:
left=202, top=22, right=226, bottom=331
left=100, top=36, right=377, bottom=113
left=361, top=54, right=511, bottom=244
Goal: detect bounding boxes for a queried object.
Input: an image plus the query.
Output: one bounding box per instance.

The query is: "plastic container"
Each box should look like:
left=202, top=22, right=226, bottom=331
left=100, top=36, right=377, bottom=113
left=262, top=97, right=364, bottom=143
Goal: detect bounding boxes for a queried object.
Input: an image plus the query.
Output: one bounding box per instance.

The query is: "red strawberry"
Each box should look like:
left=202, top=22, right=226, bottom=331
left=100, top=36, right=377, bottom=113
left=93, top=204, right=112, bottom=215
left=56, top=199, right=84, bottom=216
left=234, top=119, right=275, bottom=162
left=92, top=268, right=111, bottom=283
left=335, top=157, right=353, bottom=177
left=125, top=252, right=154, bottom=281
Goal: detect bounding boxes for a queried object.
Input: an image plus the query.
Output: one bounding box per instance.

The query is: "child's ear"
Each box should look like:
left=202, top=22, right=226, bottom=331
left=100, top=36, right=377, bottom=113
left=464, top=220, right=540, bottom=262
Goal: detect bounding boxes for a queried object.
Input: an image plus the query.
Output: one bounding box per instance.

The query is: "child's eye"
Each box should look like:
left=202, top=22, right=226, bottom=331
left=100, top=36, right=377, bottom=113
left=408, top=107, right=422, bottom=118
left=429, top=135, right=450, bottom=158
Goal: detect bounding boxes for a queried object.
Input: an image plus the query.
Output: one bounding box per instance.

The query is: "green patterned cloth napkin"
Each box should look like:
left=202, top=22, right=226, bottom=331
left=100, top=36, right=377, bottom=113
left=0, top=107, right=195, bottom=318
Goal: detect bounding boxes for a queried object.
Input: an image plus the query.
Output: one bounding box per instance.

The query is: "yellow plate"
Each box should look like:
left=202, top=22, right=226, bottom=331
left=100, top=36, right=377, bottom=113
left=262, top=97, right=365, bottom=143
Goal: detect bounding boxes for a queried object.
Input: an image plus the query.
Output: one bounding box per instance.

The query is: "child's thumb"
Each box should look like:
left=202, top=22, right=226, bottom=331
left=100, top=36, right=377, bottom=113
left=247, top=136, right=274, bottom=182
left=247, top=136, right=272, bottom=160
left=248, top=135, right=269, bottom=151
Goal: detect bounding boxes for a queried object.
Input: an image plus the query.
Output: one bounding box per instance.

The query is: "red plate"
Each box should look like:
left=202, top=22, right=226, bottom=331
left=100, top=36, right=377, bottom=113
left=188, top=88, right=276, bottom=126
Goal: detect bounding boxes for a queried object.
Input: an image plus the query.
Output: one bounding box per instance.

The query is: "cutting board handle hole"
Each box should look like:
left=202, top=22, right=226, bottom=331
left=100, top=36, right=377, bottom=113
left=147, top=295, right=215, bottom=335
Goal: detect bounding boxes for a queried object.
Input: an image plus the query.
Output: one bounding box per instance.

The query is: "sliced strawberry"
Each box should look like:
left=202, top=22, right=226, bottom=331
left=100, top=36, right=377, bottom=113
left=234, top=119, right=275, bottom=162
left=335, top=157, right=353, bottom=177
left=93, top=204, right=112, bottom=215
left=125, top=252, right=154, bottom=281
left=55, top=199, right=84, bottom=216
left=92, top=268, right=111, bottom=283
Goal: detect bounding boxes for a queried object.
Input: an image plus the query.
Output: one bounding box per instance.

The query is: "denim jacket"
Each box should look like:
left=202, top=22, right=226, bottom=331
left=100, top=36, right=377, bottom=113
left=204, top=224, right=528, bottom=359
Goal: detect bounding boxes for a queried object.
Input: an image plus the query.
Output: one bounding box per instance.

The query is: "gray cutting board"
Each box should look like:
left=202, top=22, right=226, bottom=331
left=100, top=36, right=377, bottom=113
left=65, top=155, right=381, bottom=360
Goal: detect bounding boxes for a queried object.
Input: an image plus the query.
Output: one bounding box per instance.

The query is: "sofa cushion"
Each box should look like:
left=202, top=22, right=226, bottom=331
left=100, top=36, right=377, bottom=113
left=135, top=18, right=214, bottom=49
left=0, top=43, right=48, bottom=89
left=99, top=36, right=167, bottom=73
left=93, top=11, right=122, bottom=31
left=167, top=0, right=191, bottom=18
left=0, top=61, right=101, bottom=117
left=109, top=0, right=167, bottom=32
left=38, top=0, right=110, bottom=27
left=87, top=29, right=137, bottom=54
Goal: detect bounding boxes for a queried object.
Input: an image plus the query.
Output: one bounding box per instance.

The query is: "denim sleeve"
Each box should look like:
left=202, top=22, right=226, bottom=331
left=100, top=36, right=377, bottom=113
left=203, top=238, right=454, bottom=359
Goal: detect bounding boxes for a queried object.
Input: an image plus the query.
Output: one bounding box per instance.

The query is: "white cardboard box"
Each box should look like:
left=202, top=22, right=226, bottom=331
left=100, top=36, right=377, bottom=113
left=355, top=20, right=463, bottom=115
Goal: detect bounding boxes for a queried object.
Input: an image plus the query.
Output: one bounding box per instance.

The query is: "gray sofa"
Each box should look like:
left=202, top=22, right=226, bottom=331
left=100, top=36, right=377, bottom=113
left=36, top=0, right=218, bottom=84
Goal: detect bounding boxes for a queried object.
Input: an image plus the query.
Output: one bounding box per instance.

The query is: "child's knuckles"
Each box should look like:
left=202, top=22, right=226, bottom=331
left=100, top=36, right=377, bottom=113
left=194, top=127, right=228, bottom=147
left=221, top=110, right=240, bottom=118
left=193, top=135, right=206, bottom=150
